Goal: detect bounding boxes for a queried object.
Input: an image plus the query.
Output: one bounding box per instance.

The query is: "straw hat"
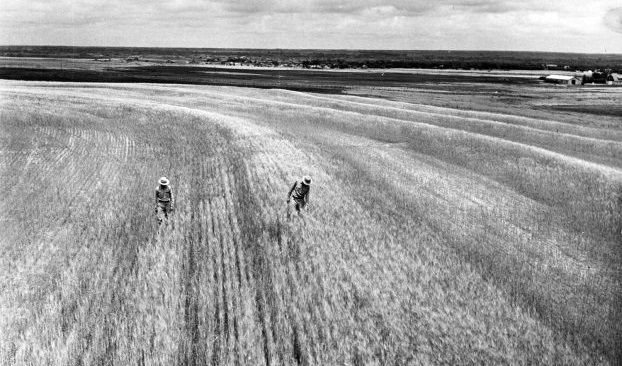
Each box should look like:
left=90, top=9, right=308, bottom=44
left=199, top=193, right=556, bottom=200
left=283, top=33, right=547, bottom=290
left=159, top=177, right=170, bottom=186
left=302, top=176, right=312, bottom=185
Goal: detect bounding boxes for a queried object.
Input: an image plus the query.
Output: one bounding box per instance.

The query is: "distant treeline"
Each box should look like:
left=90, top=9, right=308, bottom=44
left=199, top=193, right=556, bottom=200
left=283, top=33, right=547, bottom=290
left=1, top=46, right=621, bottom=72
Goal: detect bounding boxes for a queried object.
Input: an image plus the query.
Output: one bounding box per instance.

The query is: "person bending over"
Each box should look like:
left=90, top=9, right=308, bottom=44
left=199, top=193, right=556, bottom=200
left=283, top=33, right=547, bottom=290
left=287, top=175, right=311, bottom=218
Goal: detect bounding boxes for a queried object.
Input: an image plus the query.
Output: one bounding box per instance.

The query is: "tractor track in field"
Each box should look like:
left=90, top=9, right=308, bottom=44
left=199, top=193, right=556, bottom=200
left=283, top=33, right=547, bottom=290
left=173, top=138, right=277, bottom=364
left=225, top=120, right=337, bottom=365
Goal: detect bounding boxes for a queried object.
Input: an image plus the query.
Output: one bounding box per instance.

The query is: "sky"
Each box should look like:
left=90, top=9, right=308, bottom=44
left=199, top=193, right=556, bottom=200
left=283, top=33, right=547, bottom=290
left=1, top=0, right=622, bottom=53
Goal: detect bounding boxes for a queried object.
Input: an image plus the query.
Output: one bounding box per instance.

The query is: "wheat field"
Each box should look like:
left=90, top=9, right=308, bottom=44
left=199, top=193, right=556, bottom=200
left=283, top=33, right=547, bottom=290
left=0, top=80, right=620, bottom=365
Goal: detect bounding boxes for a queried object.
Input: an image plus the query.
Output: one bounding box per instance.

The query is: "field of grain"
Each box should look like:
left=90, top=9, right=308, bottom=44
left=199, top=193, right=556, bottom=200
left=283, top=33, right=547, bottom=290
left=0, top=80, right=620, bottom=365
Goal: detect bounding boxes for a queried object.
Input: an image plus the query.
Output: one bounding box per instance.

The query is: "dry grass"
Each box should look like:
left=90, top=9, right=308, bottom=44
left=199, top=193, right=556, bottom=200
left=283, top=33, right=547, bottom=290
left=0, top=80, right=620, bottom=365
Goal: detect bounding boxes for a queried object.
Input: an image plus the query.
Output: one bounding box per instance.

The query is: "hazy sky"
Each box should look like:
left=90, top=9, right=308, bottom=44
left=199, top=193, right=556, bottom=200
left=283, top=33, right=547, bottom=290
left=1, top=0, right=621, bottom=52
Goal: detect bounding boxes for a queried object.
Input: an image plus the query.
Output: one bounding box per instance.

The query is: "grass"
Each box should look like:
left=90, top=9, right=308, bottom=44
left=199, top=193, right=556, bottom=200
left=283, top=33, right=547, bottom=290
left=235, top=89, right=622, bottom=361
left=0, top=80, right=620, bottom=365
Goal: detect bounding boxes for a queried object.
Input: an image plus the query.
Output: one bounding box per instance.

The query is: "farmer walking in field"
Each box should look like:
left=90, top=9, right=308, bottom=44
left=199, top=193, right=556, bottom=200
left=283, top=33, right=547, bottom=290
left=155, top=177, right=173, bottom=224
left=286, top=175, right=311, bottom=219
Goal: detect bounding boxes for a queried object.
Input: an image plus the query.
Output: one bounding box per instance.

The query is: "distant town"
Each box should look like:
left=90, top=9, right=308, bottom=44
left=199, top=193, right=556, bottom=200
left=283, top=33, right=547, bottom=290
left=2, top=46, right=621, bottom=73
left=119, top=54, right=621, bottom=85
left=2, top=46, right=621, bottom=86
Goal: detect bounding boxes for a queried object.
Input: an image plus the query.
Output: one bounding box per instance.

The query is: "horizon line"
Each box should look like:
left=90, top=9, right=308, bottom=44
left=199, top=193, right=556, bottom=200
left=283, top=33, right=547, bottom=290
left=1, top=45, right=621, bottom=56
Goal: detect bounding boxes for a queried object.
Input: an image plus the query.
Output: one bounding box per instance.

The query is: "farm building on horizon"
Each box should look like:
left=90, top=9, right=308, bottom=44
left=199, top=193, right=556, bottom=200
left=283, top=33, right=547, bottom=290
left=606, top=73, right=621, bottom=85
left=544, top=75, right=582, bottom=85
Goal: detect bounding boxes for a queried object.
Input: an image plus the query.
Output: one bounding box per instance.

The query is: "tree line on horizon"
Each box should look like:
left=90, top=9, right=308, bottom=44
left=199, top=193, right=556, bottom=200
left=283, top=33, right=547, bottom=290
left=1, top=46, right=620, bottom=73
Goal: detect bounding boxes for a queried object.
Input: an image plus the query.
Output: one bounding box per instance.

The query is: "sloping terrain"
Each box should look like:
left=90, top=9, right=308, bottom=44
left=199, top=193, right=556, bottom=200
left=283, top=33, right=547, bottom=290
left=0, top=81, right=620, bottom=365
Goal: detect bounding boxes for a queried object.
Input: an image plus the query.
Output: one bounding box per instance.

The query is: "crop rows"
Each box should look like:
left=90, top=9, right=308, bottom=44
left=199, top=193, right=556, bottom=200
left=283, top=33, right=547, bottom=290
left=1, top=80, right=620, bottom=364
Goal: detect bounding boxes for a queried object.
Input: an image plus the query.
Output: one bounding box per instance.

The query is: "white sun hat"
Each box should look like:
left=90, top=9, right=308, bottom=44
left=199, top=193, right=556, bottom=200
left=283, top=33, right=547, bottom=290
left=302, top=176, right=312, bottom=185
left=159, top=177, right=170, bottom=186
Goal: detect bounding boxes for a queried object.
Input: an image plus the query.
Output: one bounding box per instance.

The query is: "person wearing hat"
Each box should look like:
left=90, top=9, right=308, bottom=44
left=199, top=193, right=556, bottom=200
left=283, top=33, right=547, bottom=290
left=155, top=177, right=173, bottom=224
left=286, top=175, right=311, bottom=218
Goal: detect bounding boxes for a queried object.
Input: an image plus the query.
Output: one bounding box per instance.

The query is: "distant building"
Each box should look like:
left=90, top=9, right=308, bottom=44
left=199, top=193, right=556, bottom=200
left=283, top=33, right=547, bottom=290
left=544, top=75, right=582, bottom=85
left=607, top=73, right=621, bottom=85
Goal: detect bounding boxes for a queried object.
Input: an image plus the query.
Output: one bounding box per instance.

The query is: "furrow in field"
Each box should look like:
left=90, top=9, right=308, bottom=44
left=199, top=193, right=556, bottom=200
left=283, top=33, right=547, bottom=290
left=188, top=148, right=258, bottom=364
left=103, top=83, right=621, bottom=145
left=252, top=145, right=321, bottom=363
left=210, top=176, right=226, bottom=364
left=147, top=86, right=622, bottom=169
left=216, top=119, right=319, bottom=364
left=12, top=84, right=620, bottom=176
left=252, top=92, right=622, bottom=167
left=155, top=88, right=622, bottom=175
left=312, top=92, right=622, bottom=140
left=217, top=177, right=236, bottom=362
left=223, top=166, right=262, bottom=362
left=190, top=200, right=211, bottom=363
left=219, top=165, right=235, bottom=363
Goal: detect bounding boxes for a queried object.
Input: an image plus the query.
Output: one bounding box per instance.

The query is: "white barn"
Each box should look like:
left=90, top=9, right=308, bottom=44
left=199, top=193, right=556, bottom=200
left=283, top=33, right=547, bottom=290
left=607, top=73, right=621, bottom=85
left=544, top=75, right=582, bottom=85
